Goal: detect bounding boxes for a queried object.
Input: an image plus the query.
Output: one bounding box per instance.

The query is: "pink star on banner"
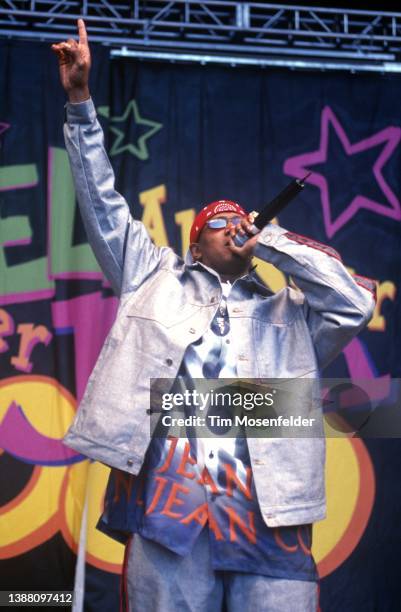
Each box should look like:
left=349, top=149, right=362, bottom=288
left=283, top=106, right=401, bottom=238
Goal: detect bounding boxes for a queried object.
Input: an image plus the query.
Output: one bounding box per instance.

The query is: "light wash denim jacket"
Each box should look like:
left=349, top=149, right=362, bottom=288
left=63, top=99, right=375, bottom=528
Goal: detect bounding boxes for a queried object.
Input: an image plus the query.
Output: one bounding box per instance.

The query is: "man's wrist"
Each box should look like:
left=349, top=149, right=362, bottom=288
left=67, top=87, right=90, bottom=103
left=65, top=97, right=96, bottom=124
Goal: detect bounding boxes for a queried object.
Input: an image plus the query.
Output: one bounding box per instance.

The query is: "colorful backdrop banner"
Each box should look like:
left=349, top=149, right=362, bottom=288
left=0, top=40, right=401, bottom=611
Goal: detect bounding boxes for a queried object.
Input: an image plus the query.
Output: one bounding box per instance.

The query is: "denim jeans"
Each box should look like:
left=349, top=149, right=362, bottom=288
left=123, top=529, right=318, bottom=612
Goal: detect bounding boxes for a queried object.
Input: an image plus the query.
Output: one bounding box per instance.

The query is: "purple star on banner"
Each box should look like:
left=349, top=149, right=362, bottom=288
left=283, top=106, right=401, bottom=238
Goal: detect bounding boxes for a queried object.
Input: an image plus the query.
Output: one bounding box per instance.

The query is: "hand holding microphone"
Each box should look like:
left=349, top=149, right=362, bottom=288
left=233, top=173, right=311, bottom=247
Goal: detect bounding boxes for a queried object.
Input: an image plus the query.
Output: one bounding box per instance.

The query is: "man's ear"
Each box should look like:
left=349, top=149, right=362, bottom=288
left=190, top=243, right=202, bottom=262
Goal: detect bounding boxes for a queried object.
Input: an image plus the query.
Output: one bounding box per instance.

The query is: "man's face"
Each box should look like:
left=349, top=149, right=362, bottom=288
left=189, top=212, right=252, bottom=277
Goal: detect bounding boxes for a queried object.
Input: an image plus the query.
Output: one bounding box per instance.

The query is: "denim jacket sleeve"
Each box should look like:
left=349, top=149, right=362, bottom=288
left=63, top=98, right=173, bottom=297
left=254, top=224, right=376, bottom=369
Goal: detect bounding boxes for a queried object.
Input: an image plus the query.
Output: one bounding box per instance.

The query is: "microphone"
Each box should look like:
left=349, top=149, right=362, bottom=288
left=233, top=172, right=311, bottom=246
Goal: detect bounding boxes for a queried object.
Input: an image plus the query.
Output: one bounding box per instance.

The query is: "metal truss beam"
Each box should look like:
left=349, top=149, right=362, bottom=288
left=1, top=1, right=401, bottom=72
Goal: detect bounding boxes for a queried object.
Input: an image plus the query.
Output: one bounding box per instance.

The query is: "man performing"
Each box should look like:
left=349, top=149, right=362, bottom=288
left=53, top=20, right=376, bottom=612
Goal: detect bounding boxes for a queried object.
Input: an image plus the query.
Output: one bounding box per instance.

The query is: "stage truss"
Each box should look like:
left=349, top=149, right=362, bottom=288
left=1, top=0, right=401, bottom=72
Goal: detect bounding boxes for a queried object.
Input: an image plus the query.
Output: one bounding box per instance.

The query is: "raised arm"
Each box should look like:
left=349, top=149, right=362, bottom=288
left=52, top=20, right=172, bottom=296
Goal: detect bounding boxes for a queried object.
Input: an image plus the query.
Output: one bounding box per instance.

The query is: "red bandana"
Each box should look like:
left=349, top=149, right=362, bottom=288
left=190, top=200, right=247, bottom=244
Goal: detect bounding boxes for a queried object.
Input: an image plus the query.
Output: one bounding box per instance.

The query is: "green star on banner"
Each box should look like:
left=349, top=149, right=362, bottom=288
left=97, top=101, right=162, bottom=160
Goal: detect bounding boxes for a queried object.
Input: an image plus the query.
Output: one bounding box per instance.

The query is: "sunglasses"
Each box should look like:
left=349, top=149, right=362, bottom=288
left=205, top=216, right=243, bottom=230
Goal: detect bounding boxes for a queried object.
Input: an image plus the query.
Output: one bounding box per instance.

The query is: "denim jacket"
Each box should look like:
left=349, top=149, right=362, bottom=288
left=63, top=99, right=375, bottom=527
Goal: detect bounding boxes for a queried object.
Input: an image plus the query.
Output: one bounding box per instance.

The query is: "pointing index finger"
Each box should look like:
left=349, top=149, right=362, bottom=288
left=77, top=18, right=88, bottom=45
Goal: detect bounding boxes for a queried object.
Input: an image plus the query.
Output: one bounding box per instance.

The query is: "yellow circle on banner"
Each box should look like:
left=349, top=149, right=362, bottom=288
left=0, top=375, right=76, bottom=438
left=0, top=465, right=65, bottom=557
left=0, top=376, right=77, bottom=558
left=60, top=461, right=124, bottom=573
left=60, top=460, right=89, bottom=555
left=84, top=462, right=124, bottom=573
left=313, top=437, right=375, bottom=577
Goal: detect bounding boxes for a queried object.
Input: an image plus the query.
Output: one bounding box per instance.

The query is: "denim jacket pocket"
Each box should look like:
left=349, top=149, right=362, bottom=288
left=126, top=301, right=204, bottom=329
